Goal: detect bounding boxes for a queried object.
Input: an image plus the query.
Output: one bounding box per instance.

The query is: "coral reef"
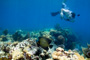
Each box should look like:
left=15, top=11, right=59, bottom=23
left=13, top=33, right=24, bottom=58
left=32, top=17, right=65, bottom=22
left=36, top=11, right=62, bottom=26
left=39, top=30, right=51, bottom=38
left=0, top=57, right=11, bottom=60
left=0, top=27, right=78, bottom=50
left=0, top=35, right=8, bottom=41
left=49, top=47, right=85, bottom=60
left=11, top=49, right=24, bottom=60
left=82, top=44, right=90, bottom=58
left=12, top=31, right=24, bottom=41
left=55, top=35, right=65, bottom=45
left=54, top=24, right=62, bottom=31
left=50, top=28, right=78, bottom=50
left=12, top=31, right=30, bottom=41
left=0, top=39, right=39, bottom=60
left=3, top=29, right=8, bottom=35
left=86, top=58, right=90, bottom=60
left=0, top=28, right=84, bottom=60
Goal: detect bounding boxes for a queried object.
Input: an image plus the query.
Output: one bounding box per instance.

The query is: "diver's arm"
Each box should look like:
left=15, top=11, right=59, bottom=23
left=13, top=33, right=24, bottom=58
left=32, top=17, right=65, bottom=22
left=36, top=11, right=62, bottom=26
left=62, top=0, right=67, bottom=8
left=60, top=9, right=64, bottom=19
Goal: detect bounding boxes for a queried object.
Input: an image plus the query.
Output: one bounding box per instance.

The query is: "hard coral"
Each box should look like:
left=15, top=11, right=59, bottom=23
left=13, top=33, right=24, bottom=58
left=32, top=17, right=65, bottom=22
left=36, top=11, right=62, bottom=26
left=12, top=31, right=30, bottom=41
left=12, top=31, right=23, bottom=41
left=8, top=39, right=38, bottom=60
left=3, top=29, right=8, bottom=35
left=82, top=44, right=90, bottom=58
left=23, top=46, right=38, bottom=57
left=0, top=50, right=5, bottom=57
left=86, top=58, right=90, bottom=60
left=39, top=30, right=51, bottom=38
left=10, top=49, right=24, bottom=60
left=39, top=49, right=51, bottom=60
left=51, top=47, right=85, bottom=60
left=0, top=57, right=11, bottom=60
left=50, top=30, right=62, bottom=37
left=0, top=35, right=8, bottom=41
left=74, top=52, right=85, bottom=60
left=56, top=35, right=65, bottom=45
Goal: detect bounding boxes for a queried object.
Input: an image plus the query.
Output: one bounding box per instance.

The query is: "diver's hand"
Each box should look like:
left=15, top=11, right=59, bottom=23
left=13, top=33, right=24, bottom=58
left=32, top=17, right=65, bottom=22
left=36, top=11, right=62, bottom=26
left=60, top=12, right=64, bottom=19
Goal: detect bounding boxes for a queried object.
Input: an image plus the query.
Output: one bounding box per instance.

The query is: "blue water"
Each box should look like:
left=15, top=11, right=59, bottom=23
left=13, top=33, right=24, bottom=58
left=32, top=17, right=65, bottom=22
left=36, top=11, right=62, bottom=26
left=0, top=0, right=90, bottom=46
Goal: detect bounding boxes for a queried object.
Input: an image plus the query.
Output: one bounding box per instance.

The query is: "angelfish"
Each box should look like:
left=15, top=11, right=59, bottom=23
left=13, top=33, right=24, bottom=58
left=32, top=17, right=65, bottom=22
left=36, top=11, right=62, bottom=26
left=37, top=37, right=52, bottom=50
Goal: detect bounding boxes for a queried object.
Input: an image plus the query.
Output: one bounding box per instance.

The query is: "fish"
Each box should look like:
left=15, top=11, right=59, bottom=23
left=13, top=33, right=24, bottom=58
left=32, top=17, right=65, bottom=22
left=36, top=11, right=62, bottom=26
left=37, top=37, right=52, bottom=50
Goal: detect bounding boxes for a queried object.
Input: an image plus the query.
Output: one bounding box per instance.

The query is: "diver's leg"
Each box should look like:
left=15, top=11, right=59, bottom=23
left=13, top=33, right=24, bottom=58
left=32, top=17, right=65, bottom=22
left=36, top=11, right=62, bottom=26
left=62, top=3, right=66, bottom=8
left=51, top=11, right=60, bottom=16
left=62, top=0, right=67, bottom=8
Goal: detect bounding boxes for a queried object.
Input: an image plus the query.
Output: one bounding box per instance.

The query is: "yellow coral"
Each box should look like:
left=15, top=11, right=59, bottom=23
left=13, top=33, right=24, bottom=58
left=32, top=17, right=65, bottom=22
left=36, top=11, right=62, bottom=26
left=23, top=46, right=31, bottom=57
left=52, top=51, right=59, bottom=59
left=52, top=47, right=85, bottom=60
left=11, top=49, right=24, bottom=60
left=46, top=59, right=53, bottom=60
left=86, top=58, right=90, bottom=60
left=0, top=38, right=2, bottom=41
left=75, top=53, right=85, bottom=60
left=82, top=44, right=90, bottom=58
left=0, top=57, right=11, bottom=60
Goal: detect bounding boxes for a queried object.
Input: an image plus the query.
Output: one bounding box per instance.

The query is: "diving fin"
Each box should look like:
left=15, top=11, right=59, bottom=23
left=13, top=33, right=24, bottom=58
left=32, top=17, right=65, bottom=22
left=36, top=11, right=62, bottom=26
left=51, top=11, right=60, bottom=16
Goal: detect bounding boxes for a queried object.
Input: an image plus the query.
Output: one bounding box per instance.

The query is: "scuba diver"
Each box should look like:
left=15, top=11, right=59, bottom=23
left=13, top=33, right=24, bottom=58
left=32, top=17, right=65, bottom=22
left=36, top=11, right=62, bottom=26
left=51, top=0, right=80, bottom=22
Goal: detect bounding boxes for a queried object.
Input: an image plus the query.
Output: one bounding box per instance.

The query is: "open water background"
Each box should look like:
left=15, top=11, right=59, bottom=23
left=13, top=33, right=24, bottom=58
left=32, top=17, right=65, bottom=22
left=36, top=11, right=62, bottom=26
left=0, top=0, right=90, bottom=46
